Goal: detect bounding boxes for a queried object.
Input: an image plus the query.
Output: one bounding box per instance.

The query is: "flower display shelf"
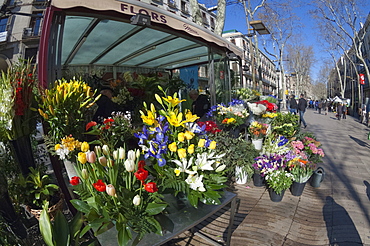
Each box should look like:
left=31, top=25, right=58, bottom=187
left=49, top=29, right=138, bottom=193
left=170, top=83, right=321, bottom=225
left=97, top=191, right=237, bottom=246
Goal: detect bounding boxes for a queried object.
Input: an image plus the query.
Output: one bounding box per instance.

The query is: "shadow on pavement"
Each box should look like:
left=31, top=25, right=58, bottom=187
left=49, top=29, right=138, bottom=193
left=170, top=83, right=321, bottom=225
left=323, top=196, right=362, bottom=245
left=349, top=135, right=370, bottom=149
left=364, top=180, right=370, bottom=201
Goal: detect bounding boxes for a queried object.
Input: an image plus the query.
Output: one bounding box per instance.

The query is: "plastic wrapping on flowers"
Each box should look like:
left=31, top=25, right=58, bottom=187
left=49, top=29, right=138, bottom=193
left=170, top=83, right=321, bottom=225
left=135, top=86, right=228, bottom=208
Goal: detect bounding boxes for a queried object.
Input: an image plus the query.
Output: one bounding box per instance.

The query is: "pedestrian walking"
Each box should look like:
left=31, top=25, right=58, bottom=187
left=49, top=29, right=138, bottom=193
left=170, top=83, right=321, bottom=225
left=298, top=94, right=308, bottom=128
left=323, top=100, right=328, bottom=115
left=336, top=103, right=343, bottom=120
left=289, top=95, right=298, bottom=115
left=342, top=104, right=347, bottom=119
left=318, top=99, right=323, bottom=114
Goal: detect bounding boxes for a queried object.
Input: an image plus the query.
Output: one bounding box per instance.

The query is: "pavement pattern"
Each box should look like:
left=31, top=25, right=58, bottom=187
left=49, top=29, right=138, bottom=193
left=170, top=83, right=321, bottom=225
left=166, top=108, right=370, bottom=246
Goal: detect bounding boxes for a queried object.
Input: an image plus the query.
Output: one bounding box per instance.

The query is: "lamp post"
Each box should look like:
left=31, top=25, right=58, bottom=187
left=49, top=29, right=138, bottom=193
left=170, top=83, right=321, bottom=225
left=247, top=20, right=270, bottom=94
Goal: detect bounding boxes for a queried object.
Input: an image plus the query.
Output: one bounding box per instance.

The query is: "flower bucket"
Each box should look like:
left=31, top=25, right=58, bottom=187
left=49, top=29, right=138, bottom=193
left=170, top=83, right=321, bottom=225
left=63, top=159, right=78, bottom=180
left=252, top=138, right=263, bottom=150
left=268, top=188, right=285, bottom=202
left=235, top=166, right=248, bottom=184
left=290, top=181, right=307, bottom=196
left=253, top=172, right=265, bottom=187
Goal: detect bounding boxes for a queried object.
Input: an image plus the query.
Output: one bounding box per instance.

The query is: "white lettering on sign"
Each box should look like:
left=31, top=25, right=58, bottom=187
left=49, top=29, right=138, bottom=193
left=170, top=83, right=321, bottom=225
left=120, top=4, right=167, bottom=23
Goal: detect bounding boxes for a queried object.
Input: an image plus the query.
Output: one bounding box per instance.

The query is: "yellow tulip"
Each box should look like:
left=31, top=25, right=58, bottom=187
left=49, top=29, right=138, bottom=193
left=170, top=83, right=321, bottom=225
left=168, top=142, right=177, bottom=152
left=184, top=130, right=195, bottom=140
left=188, top=144, right=195, bottom=154
left=198, top=139, right=206, bottom=148
left=209, top=141, right=217, bottom=150
left=81, top=142, right=89, bottom=152
left=178, top=148, right=186, bottom=159
left=178, top=132, right=185, bottom=142
left=78, top=152, right=87, bottom=164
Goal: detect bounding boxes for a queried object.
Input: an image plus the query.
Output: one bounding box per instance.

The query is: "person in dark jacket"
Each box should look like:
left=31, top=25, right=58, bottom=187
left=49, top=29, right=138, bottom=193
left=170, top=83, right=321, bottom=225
left=189, top=90, right=210, bottom=120
left=92, top=87, right=122, bottom=123
left=289, top=95, right=298, bottom=115
left=336, top=103, right=343, bottom=120
left=298, top=94, right=308, bottom=128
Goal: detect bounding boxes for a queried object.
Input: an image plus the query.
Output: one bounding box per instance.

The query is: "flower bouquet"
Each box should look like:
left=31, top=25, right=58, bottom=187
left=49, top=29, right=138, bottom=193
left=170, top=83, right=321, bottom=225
left=235, top=87, right=260, bottom=102
left=287, top=158, right=316, bottom=183
left=248, top=121, right=268, bottom=140
left=0, top=59, right=38, bottom=141
left=38, top=78, right=100, bottom=145
left=197, top=120, right=221, bottom=134
left=207, top=99, right=249, bottom=129
left=135, top=87, right=227, bottom=208
left=255, top=100, right=278, bottom=112
left=70, top=143, right=167, bottom=245
left=270, top=112, right=299, bottom=138
left=290, top=136, right=325, bottom=164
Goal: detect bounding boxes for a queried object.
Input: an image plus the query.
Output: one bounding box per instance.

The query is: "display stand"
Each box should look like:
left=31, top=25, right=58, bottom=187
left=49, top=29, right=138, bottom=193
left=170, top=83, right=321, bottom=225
left=97, top=191, right=237, bottom=246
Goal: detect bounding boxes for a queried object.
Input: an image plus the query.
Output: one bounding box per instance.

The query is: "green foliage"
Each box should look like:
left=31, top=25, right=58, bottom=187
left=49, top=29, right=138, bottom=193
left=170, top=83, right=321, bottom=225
left=210, top=131, right=260, bottom=180
left=39, top=202, right=94, bottom=246
left=271, top=112, right=300, bottom=138
left=26, top=166, right=59, bottom=208
left=265, top=170, right=294, bottom=195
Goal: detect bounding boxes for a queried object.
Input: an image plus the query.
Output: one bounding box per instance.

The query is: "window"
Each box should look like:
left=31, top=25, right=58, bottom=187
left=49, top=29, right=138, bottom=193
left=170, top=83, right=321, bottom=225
left=25, top=47, right=38, bottom=64
left=0, top=18, right=8, bottom=32
left=210, top=17, right=215, bottom=28
left=29, top=12, right=43, bottom=36
left=181, top=1, right=188, bottom=13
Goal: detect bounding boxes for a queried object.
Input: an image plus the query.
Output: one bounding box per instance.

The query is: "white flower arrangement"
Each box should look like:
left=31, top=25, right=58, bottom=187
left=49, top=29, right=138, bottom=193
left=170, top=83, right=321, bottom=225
left=247, top=102, right=267, bottom=115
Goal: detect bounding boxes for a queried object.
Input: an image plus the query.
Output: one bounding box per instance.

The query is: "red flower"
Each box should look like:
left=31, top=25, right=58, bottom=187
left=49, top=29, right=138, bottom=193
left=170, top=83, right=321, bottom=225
left=138, top=160, right=146, bottom=169
left=93, top=179, right=106, bottom=192
left=134, top=168, right=148, bottom=181
left=102, top=118, right=115, bottom=129
left=144, top=182, right=158, bottom=193
left=86, top=121, right=97, bottom=131
left=69, top=176, right=80, bottom=186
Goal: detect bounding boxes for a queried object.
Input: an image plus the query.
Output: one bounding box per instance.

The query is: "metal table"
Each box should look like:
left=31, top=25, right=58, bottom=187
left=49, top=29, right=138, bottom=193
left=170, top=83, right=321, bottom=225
left=97, top=191, right=237, bottom=246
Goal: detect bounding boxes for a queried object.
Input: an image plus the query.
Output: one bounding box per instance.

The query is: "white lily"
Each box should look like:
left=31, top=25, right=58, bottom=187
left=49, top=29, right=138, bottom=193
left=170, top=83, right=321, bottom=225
left=185, top=174, right=206, bottom=192
left=171, top=157, right=193, bottom=173
left=194, top=153, right=215, bottom=171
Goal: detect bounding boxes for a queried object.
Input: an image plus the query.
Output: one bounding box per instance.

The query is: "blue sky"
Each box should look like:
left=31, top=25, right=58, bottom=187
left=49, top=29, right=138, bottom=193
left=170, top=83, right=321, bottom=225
left=203, top=1, right=370, bottom=81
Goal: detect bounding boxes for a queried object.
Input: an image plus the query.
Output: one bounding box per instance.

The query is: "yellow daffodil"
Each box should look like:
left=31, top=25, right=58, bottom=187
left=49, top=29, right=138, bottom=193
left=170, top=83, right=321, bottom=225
left=168, top=142, right=177, bottom=152
left=78, top=152, right=87, bottom=164
left=184, top=130, right=195, bottom=140
left=178, top=148, right=186, bottom=159
left=188, top=144, right=195, bottom=154
left=81, top=141, right=89, bottom=152
left=208, top=141, right=217, bottom=150
left=198, top=139, right=206, bottom=148
left=162, top=96, right=186, bottom=107
left=178, top=132, right=185, bottom=142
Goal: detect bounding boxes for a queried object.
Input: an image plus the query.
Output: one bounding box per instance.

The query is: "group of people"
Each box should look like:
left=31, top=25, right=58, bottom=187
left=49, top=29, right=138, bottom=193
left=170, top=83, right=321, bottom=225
left=288, top=94, right=308, bottom=128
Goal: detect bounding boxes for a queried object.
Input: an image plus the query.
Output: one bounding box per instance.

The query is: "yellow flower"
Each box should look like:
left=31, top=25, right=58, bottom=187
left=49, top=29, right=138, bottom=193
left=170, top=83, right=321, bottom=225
left=55, top=144, right=62, bottom=151
left=140, top=109, right=157, bottom=126
left=168, top=142, right=177, bottom=152
left=198, top=139, right=206, bottom=148
left=166, top=111, right=184, bottom=127
left=174, top=169, right=181, bottom=176
left=227, top=118, right=236, bottom=124
left=208, top=141, right=217, bottom=150
left=188, top=144, right=195, bottom=154
left=162, top=96, right=186, bottom=107
left=184, top=130, right=195, bottom=140
left=178, top=132, right=185, bottom=142
left=81, top=142, right=89, bottom=152
left=78, top=152, right=87, bottom=164
left=185, top=110, right=199, bottom=122
left=178, top=148, right=186, bottom=159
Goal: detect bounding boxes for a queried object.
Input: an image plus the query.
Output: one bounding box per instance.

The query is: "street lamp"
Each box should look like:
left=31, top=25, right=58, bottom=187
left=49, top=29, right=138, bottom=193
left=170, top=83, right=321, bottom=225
left=246, top=20, right=270, bottom=94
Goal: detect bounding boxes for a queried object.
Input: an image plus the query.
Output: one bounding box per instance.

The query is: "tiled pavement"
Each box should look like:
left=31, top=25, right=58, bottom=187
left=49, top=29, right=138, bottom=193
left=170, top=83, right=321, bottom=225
left=167, top=109, right=370, bottom=246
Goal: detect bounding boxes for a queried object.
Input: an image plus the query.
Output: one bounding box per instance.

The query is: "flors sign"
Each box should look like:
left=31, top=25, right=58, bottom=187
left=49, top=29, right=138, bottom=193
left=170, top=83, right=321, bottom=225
left=359, top=73, right=365, bottom=85
left=121, top=4, right=167, bottom=23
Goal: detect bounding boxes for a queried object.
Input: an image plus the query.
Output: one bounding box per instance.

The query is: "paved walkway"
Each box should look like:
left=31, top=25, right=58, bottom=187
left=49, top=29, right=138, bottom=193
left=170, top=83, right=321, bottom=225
left=169, top=109, right=370, bottom=246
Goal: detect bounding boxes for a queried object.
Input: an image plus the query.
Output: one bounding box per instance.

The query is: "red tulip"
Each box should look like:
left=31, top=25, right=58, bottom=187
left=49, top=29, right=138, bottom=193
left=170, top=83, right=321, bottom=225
left=144, top=182, right=158, bottom=193
left=93, top=179, right=106, bottom=192
left=70, top=176, right=80, bottom=186
left=134, top=168, right=148, bottom=181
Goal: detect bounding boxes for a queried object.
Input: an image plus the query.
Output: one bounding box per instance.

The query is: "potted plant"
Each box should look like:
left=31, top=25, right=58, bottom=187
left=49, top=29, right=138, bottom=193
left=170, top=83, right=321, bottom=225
left=265, top=169, right=294, bottom=202
left=287, top=158, right=316, bottom=196
left=210, top=131, right=259, bottom=184
left=24, top=166, right=62, bottom=220
left=248, top=121, right=269, bottom=150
